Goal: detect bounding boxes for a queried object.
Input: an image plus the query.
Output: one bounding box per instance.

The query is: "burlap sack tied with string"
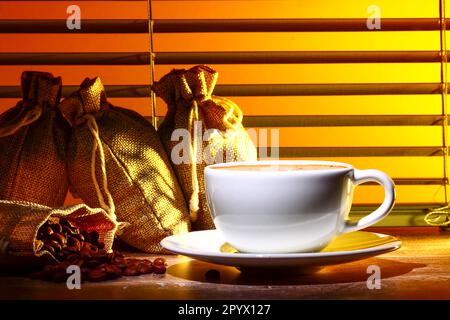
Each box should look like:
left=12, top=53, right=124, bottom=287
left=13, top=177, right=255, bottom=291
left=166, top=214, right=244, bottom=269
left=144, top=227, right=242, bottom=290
left=0, top=71, right=69, bottom=207
left=152, top=65, right=257, bottom=230
left=59, top=77, right=189, bottom=253
left=0, top=200, right=117, bottom=271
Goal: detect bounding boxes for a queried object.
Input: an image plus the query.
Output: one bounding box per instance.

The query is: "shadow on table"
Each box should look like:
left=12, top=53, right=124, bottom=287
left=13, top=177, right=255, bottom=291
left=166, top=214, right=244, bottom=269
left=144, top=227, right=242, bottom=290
left=167, top=257, right=426, bottom=286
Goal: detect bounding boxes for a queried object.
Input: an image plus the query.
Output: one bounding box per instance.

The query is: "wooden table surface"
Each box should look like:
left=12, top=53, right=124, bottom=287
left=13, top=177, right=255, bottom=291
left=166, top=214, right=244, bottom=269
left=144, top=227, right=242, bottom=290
left=1, top=227, right=449, bottom=300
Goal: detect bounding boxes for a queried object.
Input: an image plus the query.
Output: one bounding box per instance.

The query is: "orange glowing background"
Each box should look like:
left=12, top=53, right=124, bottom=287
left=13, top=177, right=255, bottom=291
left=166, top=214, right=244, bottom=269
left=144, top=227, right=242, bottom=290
left=0, top=0, right=448, bottom=211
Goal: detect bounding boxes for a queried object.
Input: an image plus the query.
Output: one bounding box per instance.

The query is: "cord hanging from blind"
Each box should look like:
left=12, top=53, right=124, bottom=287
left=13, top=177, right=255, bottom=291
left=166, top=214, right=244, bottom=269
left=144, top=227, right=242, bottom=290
left=425, top=0, right=450, bottom=226
left=148, top=0, right=157, bottom=129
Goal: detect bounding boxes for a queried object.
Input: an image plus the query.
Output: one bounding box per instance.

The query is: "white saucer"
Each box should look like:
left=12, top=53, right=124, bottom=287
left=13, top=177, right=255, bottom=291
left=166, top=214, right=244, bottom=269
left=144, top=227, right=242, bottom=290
left=161, top=230, right=401, bottom=272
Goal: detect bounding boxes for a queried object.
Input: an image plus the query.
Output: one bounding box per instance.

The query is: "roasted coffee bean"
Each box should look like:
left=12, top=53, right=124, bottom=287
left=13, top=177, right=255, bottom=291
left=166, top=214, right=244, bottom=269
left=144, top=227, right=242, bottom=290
left=88, top=268, right=108, bottom=282
left=50, top=223, right=62, bottom=233
left=153, top=264, right=167, bottom=274
left=44, top=239, right=59, bottom=247
left=62, top=226, right=75, bottom=236
left=141, top=259, right=153, bottom=266
left=105, top=264, right=122, bottom=278
left=113, top=257, right=127, bottom=270
left=98, top=263, right=108, bottom=270
left=50, top=233, right=66, bottom=246
left=34, top=217, right=168, bottom=283
left=125, top=258, right=141, bottom=264
left=67, top=236, right=81, bottom=250
left=123, top=266, right=140, bottom=276
left=60, top=218, right=76, bottom=229
left=42, top=244, right=55, bottom=255
left=137, top=263, right=153, bottom=274
left=80, top=248, right=92, bottom=259
left=89, top=231, right=99, bottom=244
left=43, top=226, right=54, bottom=237
left=64, top=246, right=78, bottom=254
left=91, top=251, right=113, bottom=263
left=73, top=233, right=85, bottom=242
left=205, top=269, right=221, bottom=282
left=82, top=242, right=98, bottom=254
left=113, top=257, right=125, bottom=263
left=89, top=246, right=99, bottom=255
left=65, top=253, right=79, bottom=263
left=153, top=257, right=167, bottom=267
left=45, top=240, right=62, bottom=253
left=74, top=239, right=82, bottom=251
left=81, top=230, right=91, bottom=243
left=72, top=238, right=83, bottom=251
left=84, top=260, right=102, bottom=269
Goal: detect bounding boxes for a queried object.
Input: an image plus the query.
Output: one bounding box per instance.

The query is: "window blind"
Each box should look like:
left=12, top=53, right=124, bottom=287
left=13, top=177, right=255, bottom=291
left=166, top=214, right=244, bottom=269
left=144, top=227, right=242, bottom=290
left=0, top=0, right=448, bottom=226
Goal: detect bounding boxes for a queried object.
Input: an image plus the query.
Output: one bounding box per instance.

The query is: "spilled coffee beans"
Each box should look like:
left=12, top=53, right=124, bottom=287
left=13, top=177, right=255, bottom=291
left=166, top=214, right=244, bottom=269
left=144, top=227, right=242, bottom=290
left=30, top=218, right=167, bottom=283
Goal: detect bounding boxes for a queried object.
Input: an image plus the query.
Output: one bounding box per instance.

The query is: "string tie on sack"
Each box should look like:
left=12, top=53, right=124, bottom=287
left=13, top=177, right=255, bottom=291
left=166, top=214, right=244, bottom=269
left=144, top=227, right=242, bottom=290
left=0, top=103, right=42, bottom=137
left=84, top=114, right=129, bottom=233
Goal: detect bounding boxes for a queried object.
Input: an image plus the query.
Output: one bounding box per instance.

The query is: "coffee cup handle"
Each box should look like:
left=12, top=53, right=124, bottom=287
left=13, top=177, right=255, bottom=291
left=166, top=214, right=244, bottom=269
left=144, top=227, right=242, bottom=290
left=341, top=169, right=396, bottom=234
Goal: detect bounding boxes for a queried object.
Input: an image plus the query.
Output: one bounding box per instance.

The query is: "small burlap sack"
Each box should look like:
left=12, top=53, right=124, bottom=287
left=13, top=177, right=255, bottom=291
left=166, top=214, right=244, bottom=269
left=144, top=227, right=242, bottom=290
left=0, top=71, right=69, bottom=207
left=0, top=200, right=117, bottom=270
left=59, top=77, right=190, bottom=253
left=152, top=65, right=257, bottom=230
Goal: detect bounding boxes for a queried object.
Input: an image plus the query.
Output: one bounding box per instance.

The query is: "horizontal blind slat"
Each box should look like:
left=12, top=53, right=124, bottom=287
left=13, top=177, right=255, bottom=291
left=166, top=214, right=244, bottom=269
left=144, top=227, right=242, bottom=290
left=0, top=83, right=445, bottom=97
left=214, top=83, right=444, bottom=96
left=155, top=51, right=443, bottom=64
left=272, top=147, right=443, bottom=157
left=0, top=51, right=442, bottom=65
left=4, top=96, right=440, bottom=117
left=284, top=157, right=444, bottom=179
left=0, top=20, right=148, bottom=33
left=0, top=85, right=151, bottom=97
left=153, top=19, right=445, bottom=32
left=242, top=115, right=444, bottom=127
left=0, top=19, right=448, bottom=33
left=0, top=53, right=150, bottom=65
left=155, top=115, right=444, bottom=126
left=376, top=179, right=444, bottom=185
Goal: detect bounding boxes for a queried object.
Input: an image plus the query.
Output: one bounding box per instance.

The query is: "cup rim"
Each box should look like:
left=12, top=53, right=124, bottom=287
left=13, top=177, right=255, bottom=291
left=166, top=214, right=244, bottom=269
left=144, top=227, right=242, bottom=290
left=205, top=160, right=354, bottom=174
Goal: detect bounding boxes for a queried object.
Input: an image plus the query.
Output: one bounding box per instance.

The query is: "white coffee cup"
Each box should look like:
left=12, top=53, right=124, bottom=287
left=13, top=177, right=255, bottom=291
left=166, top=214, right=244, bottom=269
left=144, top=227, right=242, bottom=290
left=204, top=160, right=395, bottom=254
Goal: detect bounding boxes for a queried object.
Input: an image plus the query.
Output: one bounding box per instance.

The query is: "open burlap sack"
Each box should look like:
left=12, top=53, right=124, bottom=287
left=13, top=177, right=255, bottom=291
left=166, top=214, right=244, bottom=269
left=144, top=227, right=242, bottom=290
left=59, top=77, right=190, bottom=253
left=0, top=71, right=69, bottom=207
left=0, top=200, right=117, bottom=271
left=152, top=65, right=257, bottom=230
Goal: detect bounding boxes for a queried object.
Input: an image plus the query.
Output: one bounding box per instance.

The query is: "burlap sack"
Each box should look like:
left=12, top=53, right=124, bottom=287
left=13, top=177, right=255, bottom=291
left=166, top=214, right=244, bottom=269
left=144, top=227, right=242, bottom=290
left=59, top=77, right=190, bottom=253
left=0, top=71, right=69, bottom=207
left=152, top=65, right=257, bottom=230
left=0, top=200, right=117, bottom=271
